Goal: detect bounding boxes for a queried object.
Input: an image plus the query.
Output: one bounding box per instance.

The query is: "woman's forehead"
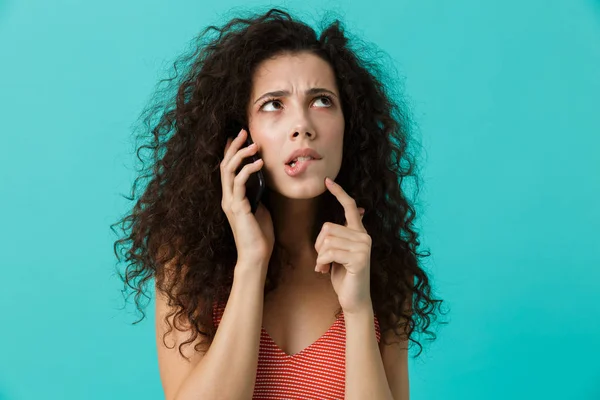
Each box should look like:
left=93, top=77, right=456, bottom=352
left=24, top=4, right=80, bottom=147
left=251, top=53, right=337, bottom=93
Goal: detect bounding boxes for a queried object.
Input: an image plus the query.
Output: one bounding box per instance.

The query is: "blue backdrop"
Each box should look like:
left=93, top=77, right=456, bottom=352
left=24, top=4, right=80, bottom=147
left=0, top=0, right=598, bottom=399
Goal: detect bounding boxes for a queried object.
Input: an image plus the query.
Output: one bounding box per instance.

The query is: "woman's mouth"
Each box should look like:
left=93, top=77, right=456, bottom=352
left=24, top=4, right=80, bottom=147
left=284, top=157, right=318, bottom=177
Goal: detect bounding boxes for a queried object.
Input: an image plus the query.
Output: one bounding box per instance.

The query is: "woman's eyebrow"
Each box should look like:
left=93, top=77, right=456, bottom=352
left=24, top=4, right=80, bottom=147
left=253, top=87, right=338, bottom=105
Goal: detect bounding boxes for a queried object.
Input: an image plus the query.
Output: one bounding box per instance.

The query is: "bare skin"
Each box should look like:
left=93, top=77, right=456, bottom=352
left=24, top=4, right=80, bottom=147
left=245, top=51, right=346, bottom=355
left=261, top=251, right=341, bottom=356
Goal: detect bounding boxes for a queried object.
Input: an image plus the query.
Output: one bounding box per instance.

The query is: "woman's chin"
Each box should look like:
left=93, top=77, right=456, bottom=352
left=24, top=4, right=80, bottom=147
left=268, top=179, right=327, bottom=200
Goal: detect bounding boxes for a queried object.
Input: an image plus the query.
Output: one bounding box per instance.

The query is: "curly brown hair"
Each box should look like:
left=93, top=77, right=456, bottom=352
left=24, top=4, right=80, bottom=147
left=111, top=7, right=448, bottom=360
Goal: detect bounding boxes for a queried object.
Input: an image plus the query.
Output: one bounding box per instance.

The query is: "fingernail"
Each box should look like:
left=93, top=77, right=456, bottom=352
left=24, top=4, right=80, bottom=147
left=325, top=177, right=333, bottom=186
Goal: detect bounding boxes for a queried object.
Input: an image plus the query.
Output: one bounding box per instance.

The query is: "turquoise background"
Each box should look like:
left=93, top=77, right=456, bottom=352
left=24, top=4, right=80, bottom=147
left=1, top=0, right=599, bottom=399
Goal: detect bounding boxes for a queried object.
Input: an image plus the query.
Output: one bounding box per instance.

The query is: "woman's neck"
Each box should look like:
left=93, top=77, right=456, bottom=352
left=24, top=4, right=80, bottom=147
left=267, top=190, right=321, bottom=259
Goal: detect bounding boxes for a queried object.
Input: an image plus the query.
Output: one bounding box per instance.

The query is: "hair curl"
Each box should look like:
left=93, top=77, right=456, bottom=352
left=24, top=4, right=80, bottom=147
left=111, top=7, right=448, bottom=360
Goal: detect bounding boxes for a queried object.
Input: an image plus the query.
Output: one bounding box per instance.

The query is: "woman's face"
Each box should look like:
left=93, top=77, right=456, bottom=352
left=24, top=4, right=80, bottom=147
left=246, top=51, right=345, bottom=199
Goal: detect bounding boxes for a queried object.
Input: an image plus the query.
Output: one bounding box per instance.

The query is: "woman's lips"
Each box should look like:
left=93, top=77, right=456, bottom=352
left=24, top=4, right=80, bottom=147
left=284, top=159, right=319, bottom=177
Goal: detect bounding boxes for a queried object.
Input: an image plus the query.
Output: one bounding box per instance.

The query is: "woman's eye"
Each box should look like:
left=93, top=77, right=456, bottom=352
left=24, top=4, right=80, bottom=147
left=261, top=100, right=283, bottom=111
left=260, top=96, right=332, bottom=111
left=313, top=96, right=332, bottom=108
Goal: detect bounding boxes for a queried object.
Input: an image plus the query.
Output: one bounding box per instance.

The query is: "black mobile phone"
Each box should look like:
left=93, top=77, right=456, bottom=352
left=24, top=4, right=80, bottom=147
left=232, top=126, right=266, bottom=214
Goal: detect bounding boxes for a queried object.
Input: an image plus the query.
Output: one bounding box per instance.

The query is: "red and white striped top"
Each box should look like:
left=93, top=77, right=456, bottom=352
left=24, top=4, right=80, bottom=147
left=212, top=301, right=381, bottom=399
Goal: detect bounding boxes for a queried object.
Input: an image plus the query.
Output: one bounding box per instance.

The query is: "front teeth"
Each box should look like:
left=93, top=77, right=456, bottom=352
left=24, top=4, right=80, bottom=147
left=289, top=156, right=313, bottom=167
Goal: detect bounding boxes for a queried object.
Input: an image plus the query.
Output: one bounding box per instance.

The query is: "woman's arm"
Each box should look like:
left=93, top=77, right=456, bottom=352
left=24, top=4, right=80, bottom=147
left=344, top=307, right=397, bottom=400
left=156, top=264, right=266, bottom=400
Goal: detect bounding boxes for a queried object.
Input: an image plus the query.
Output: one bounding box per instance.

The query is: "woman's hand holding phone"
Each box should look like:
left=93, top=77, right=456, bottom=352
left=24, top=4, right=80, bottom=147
left=220, top=128, right=274, bottom=277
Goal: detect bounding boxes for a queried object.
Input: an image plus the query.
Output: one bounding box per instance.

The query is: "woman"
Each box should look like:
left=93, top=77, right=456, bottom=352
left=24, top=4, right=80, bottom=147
left=112, top=7, right=446, bottom=400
